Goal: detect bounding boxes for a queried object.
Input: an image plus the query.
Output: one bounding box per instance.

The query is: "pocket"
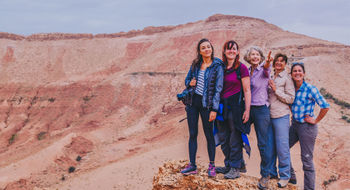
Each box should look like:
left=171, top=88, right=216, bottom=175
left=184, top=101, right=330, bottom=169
left=232, top=105, right=251, bottom=134
left=304, top=123, right=318, bottom=139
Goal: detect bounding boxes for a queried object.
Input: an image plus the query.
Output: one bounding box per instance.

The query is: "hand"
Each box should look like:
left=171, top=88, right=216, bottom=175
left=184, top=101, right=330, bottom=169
left=209, top=111, right=217, bottom=122
left=189, top=79, right=196, bottom=87
left=268, top=79, right=276, bottom=92
left=266, top=51, right=273, bottom=64
left=242, top=110, right=250, bottom=124
left=304, top=115, right=316, bottom=124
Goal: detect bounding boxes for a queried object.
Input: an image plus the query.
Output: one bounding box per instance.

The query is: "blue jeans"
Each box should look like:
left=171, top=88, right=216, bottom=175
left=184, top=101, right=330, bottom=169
left=271, top=114, right=291, bottom=180
left=250, top=105, right=273, bottom=177
left=186, top=94, right=216, bottom=165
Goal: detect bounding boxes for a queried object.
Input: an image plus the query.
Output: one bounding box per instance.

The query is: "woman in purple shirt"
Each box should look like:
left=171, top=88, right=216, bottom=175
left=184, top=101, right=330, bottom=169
left=215, top=40, right=251, bottom=179
left=244, top=46, right=273, bottom=189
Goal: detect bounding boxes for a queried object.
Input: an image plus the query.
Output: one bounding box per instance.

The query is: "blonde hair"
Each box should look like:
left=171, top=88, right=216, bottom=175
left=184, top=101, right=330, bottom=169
left=244, top=46, right=265, bottom=64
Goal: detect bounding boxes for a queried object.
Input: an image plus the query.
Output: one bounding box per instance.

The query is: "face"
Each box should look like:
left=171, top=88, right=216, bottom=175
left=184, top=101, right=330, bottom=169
left=199, top=41, right=213, bottom=59
left=291, top=65, right=305, bottom=82
left=224, top=43, right=239, bottom=61
left=274, top=56, right=286, bottom=71
left=249, top=49, right=261, bottom=65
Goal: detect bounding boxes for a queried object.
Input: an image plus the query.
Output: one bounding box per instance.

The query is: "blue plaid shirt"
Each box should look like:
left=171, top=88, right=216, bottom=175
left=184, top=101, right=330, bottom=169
left=292, top=81, right=330, bottom=123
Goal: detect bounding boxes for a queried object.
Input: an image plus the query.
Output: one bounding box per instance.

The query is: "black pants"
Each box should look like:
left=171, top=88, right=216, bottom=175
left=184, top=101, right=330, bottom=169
left=219, top=109, right=243, bottom=168
left=186, top=93, right=215, bottom=165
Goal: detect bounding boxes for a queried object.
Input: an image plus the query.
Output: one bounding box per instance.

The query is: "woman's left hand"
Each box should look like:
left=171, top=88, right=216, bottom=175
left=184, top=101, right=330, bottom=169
left=209, top=111, right=217, bottom=122
left=304, top=115, right=316, bottom=124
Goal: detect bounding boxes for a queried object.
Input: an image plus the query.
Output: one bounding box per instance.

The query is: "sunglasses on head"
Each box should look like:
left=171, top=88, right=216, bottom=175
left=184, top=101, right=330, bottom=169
left=292, top=62, right=304, bottom=65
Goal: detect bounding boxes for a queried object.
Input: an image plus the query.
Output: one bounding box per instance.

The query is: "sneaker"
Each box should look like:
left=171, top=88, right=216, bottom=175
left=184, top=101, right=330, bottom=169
left=215, top=166, right=230, bottom=174
left=288, top=177, right=297, bottom=184
left=181, top=163, right=197, bottom=175
left=278, top=179, right=289, bottom=188
left=207, top=163, right=216, bottom=177
left=258, top=176, right=269, bottom=189
left=224, top=168, right=240, bottom=179
left=239, top=164, right=247, bottom=173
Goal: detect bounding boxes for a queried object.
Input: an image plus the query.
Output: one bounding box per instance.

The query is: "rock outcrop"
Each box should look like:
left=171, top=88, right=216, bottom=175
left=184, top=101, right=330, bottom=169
left=0, top=14, right=349, bottom=189
left=153, top=160, right=297, bottom=190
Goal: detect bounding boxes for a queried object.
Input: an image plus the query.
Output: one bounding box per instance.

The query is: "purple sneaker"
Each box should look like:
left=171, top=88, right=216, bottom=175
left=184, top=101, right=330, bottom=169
left=181, top=163, right=197, bottom=175
left=208, top=163, right=216, bottom=177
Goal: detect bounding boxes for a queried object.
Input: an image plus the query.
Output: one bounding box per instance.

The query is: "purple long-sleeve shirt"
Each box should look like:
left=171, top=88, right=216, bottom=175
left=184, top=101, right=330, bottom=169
left=249, top=62, right=271, bottom=106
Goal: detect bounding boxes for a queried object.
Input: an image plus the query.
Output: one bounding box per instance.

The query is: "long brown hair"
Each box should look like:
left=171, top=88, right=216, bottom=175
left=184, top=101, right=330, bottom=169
left=222, top=40, right=240, bottom=69
left=191, top=38, right=214, bottom=70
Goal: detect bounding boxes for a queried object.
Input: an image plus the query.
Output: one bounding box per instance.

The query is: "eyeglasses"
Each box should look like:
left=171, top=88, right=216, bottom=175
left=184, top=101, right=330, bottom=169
left=292, top=62, right=304, bottom=65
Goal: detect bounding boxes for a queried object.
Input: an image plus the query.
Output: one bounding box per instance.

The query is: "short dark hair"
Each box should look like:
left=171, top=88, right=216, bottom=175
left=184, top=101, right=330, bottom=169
left=291, top=62, right=305, bottom=74
left=273, top=53, right=288, bottom=67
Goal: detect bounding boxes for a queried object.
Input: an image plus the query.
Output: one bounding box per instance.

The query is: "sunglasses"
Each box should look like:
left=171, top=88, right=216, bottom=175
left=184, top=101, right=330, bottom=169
left=292, top=62, right=304, bottom=65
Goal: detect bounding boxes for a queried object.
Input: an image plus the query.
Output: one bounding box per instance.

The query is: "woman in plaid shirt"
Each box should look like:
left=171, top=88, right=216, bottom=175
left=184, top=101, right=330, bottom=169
left=289, top=63, right=330, bottom=190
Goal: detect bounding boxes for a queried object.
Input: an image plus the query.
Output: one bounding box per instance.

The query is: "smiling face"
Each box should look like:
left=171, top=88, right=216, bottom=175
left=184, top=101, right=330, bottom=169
left=199, top=41, right=213, bottom=59
left=224, top=43, right=239, bottom=62
left=291, top=64, right=305, bottom=82
left=274, top=56, right=286, bottom=72
left=249, top=49, right=262, bottom=66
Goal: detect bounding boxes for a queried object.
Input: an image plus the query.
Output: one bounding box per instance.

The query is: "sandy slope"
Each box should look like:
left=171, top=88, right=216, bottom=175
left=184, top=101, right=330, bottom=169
left=0, top=14, right=349, bottom=190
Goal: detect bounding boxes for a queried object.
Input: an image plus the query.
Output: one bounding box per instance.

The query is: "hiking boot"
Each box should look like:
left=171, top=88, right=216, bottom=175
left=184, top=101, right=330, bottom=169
left=215, top=166, right=230, bottom=174
left=270, top=175, right=279, bottom=180
left=224, top=168, right=240, bottom=179
left=289, top=167, right=297, bottom=184
left=239, top=164, right=247, bottom=173
left=288, top=177, right=297, bottom=184
left=258, top=176, right=269, bottom=189
left=278, top=179, right=289, bottom=188
left=181, top=163, right=197, bottom=175
left=207, top=163, right=216, bottom=177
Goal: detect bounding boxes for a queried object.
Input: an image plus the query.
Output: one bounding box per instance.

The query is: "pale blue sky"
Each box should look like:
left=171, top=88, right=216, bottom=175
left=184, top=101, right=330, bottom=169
left=1, top=0, right=349, bottom=45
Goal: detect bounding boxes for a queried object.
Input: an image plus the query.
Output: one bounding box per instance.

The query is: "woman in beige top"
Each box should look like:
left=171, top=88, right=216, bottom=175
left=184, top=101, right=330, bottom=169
left=268, top=53, right=295, bottom=188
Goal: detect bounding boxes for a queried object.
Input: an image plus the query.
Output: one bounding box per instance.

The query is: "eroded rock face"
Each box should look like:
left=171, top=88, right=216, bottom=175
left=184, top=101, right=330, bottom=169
left=153, top=160, right=297, bottom=190
left=0, top=14, right=349, bottom=189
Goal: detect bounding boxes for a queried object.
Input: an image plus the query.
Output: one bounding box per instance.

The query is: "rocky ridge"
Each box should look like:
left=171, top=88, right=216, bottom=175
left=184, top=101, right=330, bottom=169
left=0, top=14, right=349, bottom=189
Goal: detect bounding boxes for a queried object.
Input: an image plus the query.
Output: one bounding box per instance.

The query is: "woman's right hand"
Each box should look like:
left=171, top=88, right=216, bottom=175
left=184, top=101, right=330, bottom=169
left=189, top=79, right=197, bottom=87
left=268, top=79, right=276, bottom=92
left=242, top=110, right=250, bottom=124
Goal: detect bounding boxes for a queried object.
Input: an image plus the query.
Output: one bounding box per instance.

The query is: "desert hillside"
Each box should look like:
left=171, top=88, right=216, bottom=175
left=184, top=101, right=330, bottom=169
left=0, top=14, right=349, bottom=189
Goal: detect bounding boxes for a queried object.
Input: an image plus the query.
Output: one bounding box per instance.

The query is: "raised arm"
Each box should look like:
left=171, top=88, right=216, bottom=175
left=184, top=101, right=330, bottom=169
left=263, top=51, right=272, bottom=77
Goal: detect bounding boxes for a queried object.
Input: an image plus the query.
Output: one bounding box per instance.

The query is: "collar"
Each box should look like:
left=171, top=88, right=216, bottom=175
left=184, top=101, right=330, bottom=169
left=276, top=70, right=287, bottom=78
left=297, top=81, right=307, bottom=92
left=249, top=61, right=264, bottom=72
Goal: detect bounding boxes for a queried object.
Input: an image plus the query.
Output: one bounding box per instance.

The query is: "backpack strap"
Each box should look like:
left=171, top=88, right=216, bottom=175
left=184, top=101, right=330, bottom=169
left=236, top=63, right=243, bottom=106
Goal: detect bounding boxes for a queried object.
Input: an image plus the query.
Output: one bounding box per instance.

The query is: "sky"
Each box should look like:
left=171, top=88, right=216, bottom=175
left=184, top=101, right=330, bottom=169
left=1, top=0, right=349, bottom=45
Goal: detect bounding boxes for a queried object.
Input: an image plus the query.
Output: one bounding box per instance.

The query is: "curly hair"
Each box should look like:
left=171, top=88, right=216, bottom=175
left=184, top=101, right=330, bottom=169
left=243, top=46, right=265, bottom=64
left=273, top=53, right=288, bottom=67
